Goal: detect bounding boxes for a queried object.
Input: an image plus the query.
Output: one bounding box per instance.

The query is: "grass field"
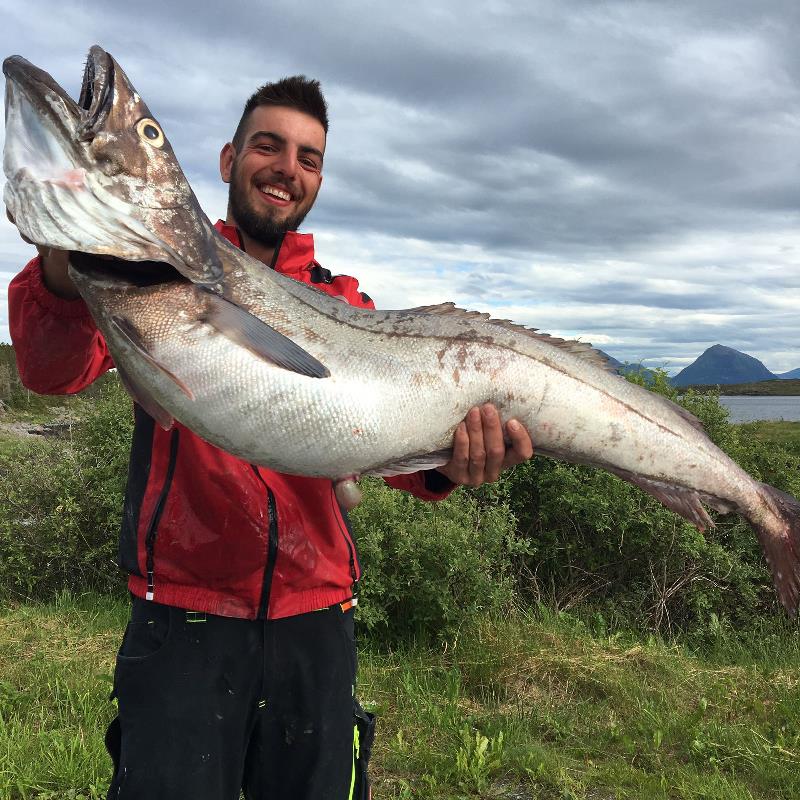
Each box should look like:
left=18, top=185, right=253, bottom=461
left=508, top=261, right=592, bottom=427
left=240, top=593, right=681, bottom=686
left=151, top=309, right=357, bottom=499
left=1, top=594, right=799, bottom=799
left=740, top=421, right=800, bottom=454
left=1, top=397, right=799, bottom=797
left=690, top=379, right=800, bottom=396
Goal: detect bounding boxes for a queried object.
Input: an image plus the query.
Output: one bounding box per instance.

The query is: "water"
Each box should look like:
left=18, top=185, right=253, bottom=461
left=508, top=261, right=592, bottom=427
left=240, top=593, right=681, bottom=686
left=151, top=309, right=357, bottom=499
left=718, top=396, right=800, bottom=423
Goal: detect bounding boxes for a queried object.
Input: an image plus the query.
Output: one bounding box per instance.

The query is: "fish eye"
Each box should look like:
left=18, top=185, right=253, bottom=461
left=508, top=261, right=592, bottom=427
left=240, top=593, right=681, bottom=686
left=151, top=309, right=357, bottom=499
left=136, top=118, right=165, bottom=148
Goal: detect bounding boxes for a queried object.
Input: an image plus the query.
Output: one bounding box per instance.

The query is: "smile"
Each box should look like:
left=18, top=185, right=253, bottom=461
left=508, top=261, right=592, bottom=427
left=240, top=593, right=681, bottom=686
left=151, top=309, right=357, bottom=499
left=258, top=184, right=293, bottom=202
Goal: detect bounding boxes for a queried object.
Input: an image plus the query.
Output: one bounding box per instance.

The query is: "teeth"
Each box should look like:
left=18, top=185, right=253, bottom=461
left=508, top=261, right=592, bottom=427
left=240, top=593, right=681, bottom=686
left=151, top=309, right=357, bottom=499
left=260, top=185, right=291, bottom=201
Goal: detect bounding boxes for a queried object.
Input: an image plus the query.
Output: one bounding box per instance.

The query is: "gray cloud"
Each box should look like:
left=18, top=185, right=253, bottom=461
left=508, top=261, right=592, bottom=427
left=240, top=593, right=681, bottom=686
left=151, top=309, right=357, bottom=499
left=0, top=0, right=798, bottom=373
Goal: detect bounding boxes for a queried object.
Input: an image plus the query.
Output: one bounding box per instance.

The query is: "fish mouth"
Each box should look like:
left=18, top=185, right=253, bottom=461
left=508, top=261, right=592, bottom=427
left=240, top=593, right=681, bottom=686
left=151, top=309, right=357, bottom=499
left=3, top=46, right=192, bottom=263
left=69, top=252, right=185, bottom=289
left=3, top=54, right=84, bottom=183
left=3, top=45, right=114, bottom=142
left=4, top=46, right=224, bottom=287
left=2, top=47, right=118, bottom=202
left=2, top=46, right=113, bottom=176
left=77, top=46, right=115, bottom=140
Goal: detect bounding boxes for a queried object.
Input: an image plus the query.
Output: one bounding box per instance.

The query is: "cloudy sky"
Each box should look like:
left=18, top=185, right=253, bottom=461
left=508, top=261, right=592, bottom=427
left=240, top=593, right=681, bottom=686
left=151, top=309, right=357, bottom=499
left=1, top=0, right=798, bottom=373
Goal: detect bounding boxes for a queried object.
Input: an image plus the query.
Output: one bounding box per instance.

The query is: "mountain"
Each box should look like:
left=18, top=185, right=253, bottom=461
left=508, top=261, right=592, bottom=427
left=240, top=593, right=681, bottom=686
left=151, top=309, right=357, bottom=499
left=672, top=345, right=776, bottom=387
left=776, top=368, right=800, bottom=380
left=596, top=350, right=657, bottom=382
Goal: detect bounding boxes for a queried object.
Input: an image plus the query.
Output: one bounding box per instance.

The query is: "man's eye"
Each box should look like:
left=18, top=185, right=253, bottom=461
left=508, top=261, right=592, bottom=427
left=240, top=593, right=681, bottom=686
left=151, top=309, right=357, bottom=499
left=256, top=144, right=277, bottom=153
left=301, top=158, right=321, bottom=171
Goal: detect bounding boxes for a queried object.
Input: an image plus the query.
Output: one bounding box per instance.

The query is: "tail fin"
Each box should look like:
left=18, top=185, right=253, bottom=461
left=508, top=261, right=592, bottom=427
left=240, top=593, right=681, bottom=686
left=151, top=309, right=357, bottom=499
left=754, top=484, right=800, bottom=616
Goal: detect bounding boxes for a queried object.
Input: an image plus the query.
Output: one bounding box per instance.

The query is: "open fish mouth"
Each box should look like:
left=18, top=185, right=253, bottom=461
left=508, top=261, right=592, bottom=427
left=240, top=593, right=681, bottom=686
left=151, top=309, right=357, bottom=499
left=77, top=45, right=115, bottom=137
left=3, top=46, right=110, bottom=187
left=3, top=46, right=201, bottom=267
left=4, top=60, right=83, bottom=188
left=69, top=252, right=185, bottom=290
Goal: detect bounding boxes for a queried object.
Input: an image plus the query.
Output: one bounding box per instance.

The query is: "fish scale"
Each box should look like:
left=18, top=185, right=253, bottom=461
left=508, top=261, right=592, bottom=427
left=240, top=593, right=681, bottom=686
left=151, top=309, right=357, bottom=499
left=5, top=45, right=800, bottom=614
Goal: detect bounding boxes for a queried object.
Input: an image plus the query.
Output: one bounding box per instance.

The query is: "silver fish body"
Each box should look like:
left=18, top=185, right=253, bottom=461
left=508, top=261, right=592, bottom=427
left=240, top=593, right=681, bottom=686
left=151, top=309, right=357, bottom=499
left=5, top=47, right=800, bottom=613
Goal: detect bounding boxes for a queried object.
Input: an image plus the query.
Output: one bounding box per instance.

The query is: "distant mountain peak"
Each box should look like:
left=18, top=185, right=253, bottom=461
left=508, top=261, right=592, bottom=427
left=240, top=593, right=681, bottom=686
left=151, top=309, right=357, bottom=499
left=777, top=367, right=800, bottom=380
left=673, top=344, right=776, bottom=387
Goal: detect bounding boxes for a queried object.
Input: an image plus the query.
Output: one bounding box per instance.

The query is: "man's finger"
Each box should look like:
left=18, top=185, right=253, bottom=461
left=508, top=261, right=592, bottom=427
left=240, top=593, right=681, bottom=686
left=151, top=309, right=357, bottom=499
left=503, top=419, right=534, bottom=467
left=466, top=405, right=486, bottom=483
left=480, top=404, right=505, bottom=483
left=450, top=421, right=469, bottom=474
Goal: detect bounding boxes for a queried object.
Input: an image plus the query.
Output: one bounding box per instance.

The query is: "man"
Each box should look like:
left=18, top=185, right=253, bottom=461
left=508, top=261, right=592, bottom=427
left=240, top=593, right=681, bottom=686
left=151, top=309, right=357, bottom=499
left=8, top=76, right=532, bottom=799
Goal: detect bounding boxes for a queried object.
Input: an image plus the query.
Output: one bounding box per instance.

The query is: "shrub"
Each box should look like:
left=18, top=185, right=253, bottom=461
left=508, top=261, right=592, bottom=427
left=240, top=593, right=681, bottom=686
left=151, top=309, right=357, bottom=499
left=1, top=377, right=525, bottom=644
left=350, top=478, right=526, bottom=643
left=500, top=372, right=800, bottom=633
left=2, top=365, right=798, bottom=641
left=0, top=379, right=133, bottom=599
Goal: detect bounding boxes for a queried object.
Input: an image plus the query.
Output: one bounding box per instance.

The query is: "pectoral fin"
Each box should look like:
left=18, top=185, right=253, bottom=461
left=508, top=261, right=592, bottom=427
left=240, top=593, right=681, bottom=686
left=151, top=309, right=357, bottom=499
left=202, top=292, right=330, bottom=379
left=110, top=316, right=195, bottom=400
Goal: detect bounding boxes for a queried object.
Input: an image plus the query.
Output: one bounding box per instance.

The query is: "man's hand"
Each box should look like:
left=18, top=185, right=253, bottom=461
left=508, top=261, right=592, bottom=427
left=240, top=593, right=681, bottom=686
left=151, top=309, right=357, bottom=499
left=6, top=208, right=77, bottom=299
left=436, top=404, right=533, bottom=487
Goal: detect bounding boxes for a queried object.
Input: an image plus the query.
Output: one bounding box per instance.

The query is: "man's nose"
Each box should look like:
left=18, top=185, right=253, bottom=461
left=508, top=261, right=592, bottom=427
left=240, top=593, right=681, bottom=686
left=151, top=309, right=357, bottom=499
left=271, top=148, right=298, bottom=179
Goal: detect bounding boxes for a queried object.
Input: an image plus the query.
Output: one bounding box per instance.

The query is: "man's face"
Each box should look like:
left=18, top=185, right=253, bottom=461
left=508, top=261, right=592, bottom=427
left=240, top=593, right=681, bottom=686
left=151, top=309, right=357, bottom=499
left=220, top=105, right=325, bottom=246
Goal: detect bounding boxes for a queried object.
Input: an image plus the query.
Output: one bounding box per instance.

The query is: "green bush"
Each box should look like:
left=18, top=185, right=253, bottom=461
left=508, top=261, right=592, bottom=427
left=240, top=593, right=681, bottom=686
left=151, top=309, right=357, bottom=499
left=2, top=365, right=798, bottom=641
left=0, top=379, right=133, bottom=599
left=350, top=478, right=526, bottom=643
left=1, top=377, right=525, bottom=644
left=500, top=372, right=800, bottom=634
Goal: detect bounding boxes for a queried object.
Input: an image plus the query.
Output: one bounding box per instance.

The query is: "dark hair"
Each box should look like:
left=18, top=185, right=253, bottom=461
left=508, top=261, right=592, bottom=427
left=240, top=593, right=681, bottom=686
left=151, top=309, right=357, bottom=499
left=232, top=75, right=328, bottom=150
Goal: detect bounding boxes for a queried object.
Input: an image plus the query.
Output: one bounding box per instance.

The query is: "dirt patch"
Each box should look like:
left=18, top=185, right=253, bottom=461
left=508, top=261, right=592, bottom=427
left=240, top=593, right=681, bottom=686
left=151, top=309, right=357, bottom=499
left=0, top=414, right=80, bottom=439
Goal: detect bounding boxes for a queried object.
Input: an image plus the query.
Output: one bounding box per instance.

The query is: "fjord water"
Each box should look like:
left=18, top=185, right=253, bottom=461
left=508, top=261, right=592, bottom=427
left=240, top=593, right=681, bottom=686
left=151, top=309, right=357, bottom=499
left=719, top=396, right=800, bottom=423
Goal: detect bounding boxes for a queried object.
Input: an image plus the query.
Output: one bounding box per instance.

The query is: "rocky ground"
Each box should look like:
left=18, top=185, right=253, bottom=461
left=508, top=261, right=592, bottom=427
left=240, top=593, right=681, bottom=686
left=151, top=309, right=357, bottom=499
left=0, top=411, right=81, bottom=439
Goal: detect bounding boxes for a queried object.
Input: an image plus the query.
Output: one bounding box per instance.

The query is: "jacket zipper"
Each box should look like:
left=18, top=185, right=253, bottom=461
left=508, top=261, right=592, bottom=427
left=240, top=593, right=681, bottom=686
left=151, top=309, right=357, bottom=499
left=144, top=428, right=180, bottom=600
left=252, top=466, right=279, bottom=618
left=331, top=486, right=360, bottom=595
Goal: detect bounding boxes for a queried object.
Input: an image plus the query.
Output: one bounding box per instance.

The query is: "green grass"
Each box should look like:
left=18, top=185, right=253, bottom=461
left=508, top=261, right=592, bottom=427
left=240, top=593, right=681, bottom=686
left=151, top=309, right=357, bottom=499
left=2, top=596, right=800, bottom=799
left=690, top=379, right=800, bottom=396
left=738, top=421, right=800, bottom=454
left=0, top=594, right=125, bottom=799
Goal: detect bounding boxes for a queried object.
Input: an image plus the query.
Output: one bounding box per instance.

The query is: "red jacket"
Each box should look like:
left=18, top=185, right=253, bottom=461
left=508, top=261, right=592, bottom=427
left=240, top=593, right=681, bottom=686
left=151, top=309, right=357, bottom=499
left=8, top=222, right=453, bottom=619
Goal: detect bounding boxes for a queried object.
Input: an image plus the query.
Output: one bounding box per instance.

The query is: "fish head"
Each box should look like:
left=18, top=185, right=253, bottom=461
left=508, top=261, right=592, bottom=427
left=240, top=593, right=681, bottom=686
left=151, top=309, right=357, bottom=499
left=4, top=45, right=223, bottom=287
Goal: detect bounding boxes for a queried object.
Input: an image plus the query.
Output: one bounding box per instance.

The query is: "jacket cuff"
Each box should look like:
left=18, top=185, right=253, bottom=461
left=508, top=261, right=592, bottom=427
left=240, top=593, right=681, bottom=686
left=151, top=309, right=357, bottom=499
left=423, top=469, right=456, bottom=495
left=26, top=256, right=92, bottom=319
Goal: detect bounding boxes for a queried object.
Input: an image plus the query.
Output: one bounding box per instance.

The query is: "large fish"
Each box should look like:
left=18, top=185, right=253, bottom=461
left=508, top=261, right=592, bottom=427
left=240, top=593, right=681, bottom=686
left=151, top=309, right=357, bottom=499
left=5, top=47, right=800, bottom=613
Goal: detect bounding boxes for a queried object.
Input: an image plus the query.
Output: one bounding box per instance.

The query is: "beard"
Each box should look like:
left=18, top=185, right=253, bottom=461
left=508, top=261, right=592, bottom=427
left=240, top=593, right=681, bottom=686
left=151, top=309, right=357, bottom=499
left=228, top=164, right=317, bottom=247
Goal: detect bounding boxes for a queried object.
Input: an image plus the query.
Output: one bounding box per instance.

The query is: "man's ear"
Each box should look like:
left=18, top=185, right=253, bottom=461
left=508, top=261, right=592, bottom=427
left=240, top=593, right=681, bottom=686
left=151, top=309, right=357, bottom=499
left=220, top=143, right=235, bottom=183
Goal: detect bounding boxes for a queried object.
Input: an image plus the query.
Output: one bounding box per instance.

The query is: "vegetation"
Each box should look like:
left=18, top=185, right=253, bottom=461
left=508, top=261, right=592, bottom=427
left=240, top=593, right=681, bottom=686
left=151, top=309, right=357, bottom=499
left=3, top=353, right=800, bottom=796
left=688, top=378, right=800, bottom=396
left=0, top=344, right=114, bottom=420
left=2, top=365, right=799, bottom=639
left=0, top=380, right=132, bottom=600
left=741, top=421, right=800, bottom=456
left=351, top=478, right=527, bottom=640
left=1, top=594, right=800, bottom=799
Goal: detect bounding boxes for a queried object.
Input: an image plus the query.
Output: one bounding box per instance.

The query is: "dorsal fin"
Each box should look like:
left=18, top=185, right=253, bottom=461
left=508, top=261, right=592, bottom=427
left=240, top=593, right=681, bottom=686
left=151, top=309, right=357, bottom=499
left=406, top=302, right=617, bottom=373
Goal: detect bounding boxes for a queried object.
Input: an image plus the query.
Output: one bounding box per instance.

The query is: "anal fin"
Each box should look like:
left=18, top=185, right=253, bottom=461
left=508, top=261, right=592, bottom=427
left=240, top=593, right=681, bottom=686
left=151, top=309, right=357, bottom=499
left=366, top=449, right=453, bottom=477
left=609, top=468, right=715, bottom=532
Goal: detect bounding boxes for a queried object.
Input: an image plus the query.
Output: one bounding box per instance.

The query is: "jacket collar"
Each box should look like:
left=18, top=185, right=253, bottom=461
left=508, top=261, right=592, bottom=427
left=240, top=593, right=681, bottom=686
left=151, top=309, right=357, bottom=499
left=214, top=221, right=316, bottom=275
